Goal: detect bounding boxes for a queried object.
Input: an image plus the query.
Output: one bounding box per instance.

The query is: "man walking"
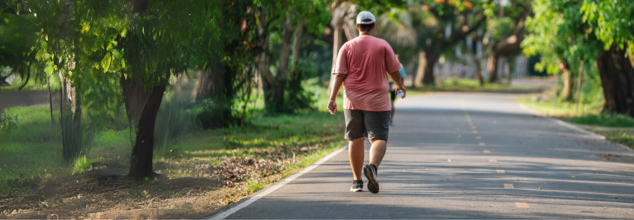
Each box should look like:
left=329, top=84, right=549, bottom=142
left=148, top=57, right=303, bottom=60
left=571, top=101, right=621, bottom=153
left=328, top=11, right=406, bottom=194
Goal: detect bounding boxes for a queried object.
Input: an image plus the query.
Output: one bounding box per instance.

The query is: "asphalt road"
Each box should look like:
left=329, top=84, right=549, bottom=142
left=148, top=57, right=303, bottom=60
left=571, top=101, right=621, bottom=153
left=0, top=89, right=50, bottom=112
left=221, top=92, right=634, bottom=219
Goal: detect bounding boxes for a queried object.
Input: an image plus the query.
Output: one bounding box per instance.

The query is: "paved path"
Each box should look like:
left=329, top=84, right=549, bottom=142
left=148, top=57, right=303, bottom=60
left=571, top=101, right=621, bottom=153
left=0, top=90, right=50, bottom=112
left=222, top=92, right=634, bottom=219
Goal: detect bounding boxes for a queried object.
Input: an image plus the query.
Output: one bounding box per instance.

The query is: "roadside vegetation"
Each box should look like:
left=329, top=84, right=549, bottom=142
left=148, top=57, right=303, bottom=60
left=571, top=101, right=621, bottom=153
left=519, top=92, right=634, bottom=149
left=0, top=92, right=345, bottom=217
left=3, top=0, right=634, bottom=218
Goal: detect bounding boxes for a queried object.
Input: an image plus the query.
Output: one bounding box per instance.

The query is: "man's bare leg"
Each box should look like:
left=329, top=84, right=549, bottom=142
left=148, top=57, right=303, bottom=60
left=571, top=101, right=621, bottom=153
left=349, top=137, right=365, bottom=180
left=369, top=139, right=387, bottom=167
left=364, top=139, right=386, bottom=194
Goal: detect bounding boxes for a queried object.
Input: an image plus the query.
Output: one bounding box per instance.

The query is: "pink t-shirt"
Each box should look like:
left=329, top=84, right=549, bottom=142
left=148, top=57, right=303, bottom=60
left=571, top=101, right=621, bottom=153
left=332, top=35, right=401, bottom=111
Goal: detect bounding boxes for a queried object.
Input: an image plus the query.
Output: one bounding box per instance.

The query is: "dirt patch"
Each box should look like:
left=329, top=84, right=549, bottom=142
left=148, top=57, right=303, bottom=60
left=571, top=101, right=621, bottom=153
left=0, top=166, right=224, bottom=219
left=223, top=157, right=288, bottom=187
left=222, top=144, right=324, bottom=187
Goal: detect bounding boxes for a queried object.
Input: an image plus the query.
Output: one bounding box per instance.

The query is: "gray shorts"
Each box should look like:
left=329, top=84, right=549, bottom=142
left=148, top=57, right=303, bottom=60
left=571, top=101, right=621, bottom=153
left=344, top=109, right=390, bottom=142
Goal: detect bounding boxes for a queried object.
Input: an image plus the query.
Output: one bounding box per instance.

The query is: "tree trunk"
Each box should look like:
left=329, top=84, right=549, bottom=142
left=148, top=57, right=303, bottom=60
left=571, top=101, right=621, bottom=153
left=487, top=53, right=500, bottom=83
left=332, top=26, right=343, bottom=68
left=560, top=62, right=572, bottom=101
left=48, top=78, right=55, bottom=125
left=120, top=76, right=150, bottom=129
left=417, top=51, right=439, bottom=86
left=60, top=73, right=82, bottom=162
left=195, top=62, right=224, bottom=101
left=414, top=51, right=427, bottom=87
left=575, top=61, right=585, bottom=112
left=291, top=19, right=304, bottom=73
left=258, top=47, right=275, bottom=111
left=17, top=63, right=30, bottom=91
left=328, top=26, right=343, bottom=98
left=596, top=46, right=634, bottom=117
left=272, top=17, right=294, bottom=111
left=126, top=82, right=166, bottom=179
left=120, top=0, right=167, bottom=179
left=278, top=19, right=293, bottom=79
left=469, top=53, right=484, bottom=86
left=341, top=17, right=358, bottom=41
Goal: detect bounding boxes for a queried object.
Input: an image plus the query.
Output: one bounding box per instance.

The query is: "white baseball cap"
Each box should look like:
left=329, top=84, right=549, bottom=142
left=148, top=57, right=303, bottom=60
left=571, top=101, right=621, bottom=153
left=356, top=11, right=376, bottom=24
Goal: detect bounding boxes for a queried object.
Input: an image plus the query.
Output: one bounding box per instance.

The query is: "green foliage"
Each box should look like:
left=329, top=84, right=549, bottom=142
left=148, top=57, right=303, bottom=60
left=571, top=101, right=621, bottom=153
left=0, top=0, right=41, bottom=85
left=521, top=0, right=614, bottom=103
left=188, top=98, right=224, bottom=130
left=408, top=0, right=490, bottom=52
left=72, top=155, right=100, bottom=174
left=92, top=129, right=133, bottom=149
left=523, top=0, right=602, bottom=74
left=0, top=110, right=18, bottom=135
left=580, top=0, right=634, bottom=54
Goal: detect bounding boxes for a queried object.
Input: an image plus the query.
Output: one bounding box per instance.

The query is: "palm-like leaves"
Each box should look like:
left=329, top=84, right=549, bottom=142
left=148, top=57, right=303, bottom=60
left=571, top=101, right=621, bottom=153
left=376, top=8, right=417, bottom=47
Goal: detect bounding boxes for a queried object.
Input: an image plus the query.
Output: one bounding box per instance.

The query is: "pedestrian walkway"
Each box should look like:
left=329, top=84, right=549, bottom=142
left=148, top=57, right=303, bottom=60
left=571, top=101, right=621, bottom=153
left=214, top=92, right=634, bottom=219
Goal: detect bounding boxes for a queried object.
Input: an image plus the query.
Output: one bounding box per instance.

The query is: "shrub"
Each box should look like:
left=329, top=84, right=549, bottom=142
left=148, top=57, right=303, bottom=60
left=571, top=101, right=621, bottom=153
left=72, top=155, right=100, bottom=174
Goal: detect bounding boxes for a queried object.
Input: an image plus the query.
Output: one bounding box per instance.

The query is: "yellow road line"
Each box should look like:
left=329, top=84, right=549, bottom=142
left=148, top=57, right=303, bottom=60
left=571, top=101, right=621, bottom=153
left=515, top=202, right=530, bottom=208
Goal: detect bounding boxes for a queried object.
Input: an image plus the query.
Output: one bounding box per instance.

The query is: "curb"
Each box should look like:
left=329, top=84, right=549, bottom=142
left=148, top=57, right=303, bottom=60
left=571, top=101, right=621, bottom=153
left=517, top=104, right=633, bottom=152
left=204, top=146, right=347, bottom=219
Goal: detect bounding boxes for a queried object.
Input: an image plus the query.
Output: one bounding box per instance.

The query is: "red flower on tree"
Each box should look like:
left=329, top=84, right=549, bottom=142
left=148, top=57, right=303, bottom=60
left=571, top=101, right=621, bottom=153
left=241, top=21, right=247, bottom=31
left=464, top=1, right=472, bottom=9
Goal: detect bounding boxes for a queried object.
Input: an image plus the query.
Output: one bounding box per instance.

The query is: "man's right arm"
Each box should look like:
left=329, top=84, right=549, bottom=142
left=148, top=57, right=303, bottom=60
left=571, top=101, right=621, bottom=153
left=388, top=70, right=406, bottom=99
left=328, top=74, right=346, bottom=115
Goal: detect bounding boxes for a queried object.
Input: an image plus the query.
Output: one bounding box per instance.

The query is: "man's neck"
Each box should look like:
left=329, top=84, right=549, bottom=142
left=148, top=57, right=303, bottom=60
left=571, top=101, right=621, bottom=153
left=359, top=31, right=372, bottom=36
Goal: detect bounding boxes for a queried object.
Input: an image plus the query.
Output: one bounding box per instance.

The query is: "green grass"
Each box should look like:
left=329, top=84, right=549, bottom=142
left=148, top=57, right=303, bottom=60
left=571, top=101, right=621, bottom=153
left=565, top=114, right=634, bottom=127
left=517, top=94, right=632, bottom=127
left=72, top=155, right=101, bottom=174
left=610, top=133, right=634, bottom=147
left=224, top=112, right=343, bottom=149
left=518, top=94, right=634, bottom=149
left=246, top=179, right=266, bottom=194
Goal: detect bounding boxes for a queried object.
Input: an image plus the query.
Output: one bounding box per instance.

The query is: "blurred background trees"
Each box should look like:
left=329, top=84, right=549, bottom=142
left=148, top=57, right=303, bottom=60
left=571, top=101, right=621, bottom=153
left=1, top=0, right=633, bottom=181
left=523, top=0, right=634, bottom=116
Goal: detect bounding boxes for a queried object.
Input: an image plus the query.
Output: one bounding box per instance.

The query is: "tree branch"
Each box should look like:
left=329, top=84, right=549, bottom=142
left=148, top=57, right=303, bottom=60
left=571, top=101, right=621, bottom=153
left=446, top=13, right=487, bottom=47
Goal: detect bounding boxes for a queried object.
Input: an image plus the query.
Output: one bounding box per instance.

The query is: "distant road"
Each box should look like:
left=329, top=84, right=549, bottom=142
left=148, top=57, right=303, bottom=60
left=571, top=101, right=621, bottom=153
left=510, top=77, right=556, bottom=88
left=212, top=92, right=634, bottom=219
left=0, top=89, right=50, bottom=112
